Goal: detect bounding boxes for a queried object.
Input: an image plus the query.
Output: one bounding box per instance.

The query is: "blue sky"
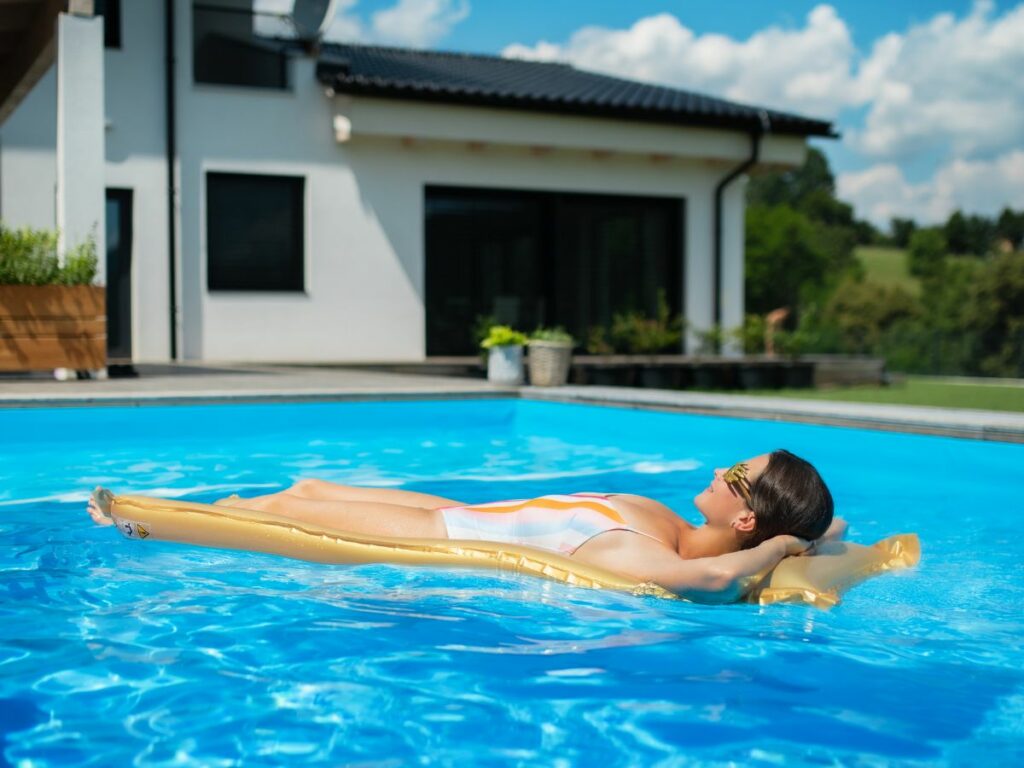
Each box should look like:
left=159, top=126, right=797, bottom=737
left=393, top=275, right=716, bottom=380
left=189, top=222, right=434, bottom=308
left=263, top=1, right=1024, bottom=227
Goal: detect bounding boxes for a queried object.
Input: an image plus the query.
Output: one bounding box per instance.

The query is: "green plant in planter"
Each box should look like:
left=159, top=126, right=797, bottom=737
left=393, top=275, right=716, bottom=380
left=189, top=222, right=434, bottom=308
left=731, top=314, right=767, bottom=354
left=586, top=326, right=616, bottom=355
left=480, top=325, right=528, bottom=349
left=694, top=325, right=726, bottom=355
left=610, top=292, right=683, bottom=354
left=774, top=327, right=812, bottom=358
left=530, top=326, right=575, bottom=345
left=471, top=313, right=497, bottom=348
left=56, top=235, right=98, bottom=286
left=0, top=223, right=98, bottom=285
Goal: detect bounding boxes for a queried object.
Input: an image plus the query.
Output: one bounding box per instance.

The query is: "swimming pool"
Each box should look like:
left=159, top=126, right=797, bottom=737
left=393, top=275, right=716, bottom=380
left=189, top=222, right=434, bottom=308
left=2, top=398, right=1022, bottom=765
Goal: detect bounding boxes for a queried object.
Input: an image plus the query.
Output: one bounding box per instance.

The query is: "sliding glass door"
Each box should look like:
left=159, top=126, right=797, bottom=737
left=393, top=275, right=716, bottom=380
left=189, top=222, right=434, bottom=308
left=425, top=186, right=683, bottom=356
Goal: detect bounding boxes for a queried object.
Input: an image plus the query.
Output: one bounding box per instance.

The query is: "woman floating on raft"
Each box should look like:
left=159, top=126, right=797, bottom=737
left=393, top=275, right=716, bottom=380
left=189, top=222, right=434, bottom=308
left=87, top=449, right=848, bottom=603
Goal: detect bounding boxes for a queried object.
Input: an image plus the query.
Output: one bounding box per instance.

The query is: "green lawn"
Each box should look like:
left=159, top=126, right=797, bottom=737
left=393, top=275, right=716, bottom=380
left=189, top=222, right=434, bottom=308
left=745, top=376, right=1024, bottom=412
left=855, top=246, right=921, bottom=295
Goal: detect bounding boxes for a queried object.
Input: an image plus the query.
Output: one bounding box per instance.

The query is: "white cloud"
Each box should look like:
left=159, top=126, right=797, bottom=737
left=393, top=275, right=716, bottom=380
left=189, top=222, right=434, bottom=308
left=503, top=2, right=1024, bottom=221
left=256, top=0, right=469, bottom=47
left=503, top=6, right=869, bottom=121
left=254, top=0, right=363, bottom=39
left=372, top=0, right=470, bottom=48
left=837, top=150, right=1024, bottom=226
left=849, top=1, right=1024, bottom=160
left=502, top=3, right=1024, bottom=160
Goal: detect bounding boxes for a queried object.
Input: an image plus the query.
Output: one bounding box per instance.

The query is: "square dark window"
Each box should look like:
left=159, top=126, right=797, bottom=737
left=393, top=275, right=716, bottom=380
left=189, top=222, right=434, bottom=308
left=95, top=0, right=121, bottom=49
left=206, top=173, right=305, bottom=292
left=192, top=2, right=289, bottom=89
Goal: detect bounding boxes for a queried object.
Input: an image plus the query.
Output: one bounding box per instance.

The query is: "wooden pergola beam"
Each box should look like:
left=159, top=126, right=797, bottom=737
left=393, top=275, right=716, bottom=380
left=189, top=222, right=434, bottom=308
left=0, top=0, right=75, bottom=126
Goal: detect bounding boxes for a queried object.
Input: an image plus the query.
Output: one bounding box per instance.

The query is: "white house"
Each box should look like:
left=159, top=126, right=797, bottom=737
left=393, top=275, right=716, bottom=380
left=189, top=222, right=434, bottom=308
left=0, top=1, right=833, bottom=364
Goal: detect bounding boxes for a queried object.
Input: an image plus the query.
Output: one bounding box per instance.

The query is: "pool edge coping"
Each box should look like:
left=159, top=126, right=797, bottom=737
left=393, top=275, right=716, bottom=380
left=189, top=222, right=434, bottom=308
left=2, top=384, right=1023, bottom=443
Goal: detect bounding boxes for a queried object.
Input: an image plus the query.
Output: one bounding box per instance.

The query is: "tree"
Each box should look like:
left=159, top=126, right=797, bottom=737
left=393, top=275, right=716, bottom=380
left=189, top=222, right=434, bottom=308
left=944, top=210, right=995, bottom=255
left=996, top=208, right=1024, bottom=250
left=818, top=277, right=921, bottom=354
left=890, top=218, right=917, bottom=248
left=745, top=205, right=832, bottom=315
left=747, top=147, right=835, bottom=209
left=962, top=251, right=1024, bottom=376
left=907, top=228, right=947, bottom=279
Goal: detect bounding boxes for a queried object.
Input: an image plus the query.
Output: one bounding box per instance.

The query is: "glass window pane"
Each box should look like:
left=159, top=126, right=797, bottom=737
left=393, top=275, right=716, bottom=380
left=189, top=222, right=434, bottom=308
left=207, top=173, right=304, bottom=292
left=426, top=186, right=682, bottom=356
left=193, top=3, right=288, bottom=89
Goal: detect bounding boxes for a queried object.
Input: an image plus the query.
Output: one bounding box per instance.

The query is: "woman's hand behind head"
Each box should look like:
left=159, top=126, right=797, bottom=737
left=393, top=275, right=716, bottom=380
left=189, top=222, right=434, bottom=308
left=774, top=534, right=812, bottom=557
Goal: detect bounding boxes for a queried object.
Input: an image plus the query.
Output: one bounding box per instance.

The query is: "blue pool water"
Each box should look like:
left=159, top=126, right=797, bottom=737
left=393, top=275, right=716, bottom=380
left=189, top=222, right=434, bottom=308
left=1, top=398, right=1023, bottom=766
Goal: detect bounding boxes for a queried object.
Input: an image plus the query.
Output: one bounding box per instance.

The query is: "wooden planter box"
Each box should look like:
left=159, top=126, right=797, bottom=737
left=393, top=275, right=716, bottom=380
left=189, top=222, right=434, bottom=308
left=0, top=285, right=106, bottom=372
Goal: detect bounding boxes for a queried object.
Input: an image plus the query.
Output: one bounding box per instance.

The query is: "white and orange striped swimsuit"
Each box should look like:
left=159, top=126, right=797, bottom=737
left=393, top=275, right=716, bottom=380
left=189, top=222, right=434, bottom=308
left=438, top=493, right=665, bottom=555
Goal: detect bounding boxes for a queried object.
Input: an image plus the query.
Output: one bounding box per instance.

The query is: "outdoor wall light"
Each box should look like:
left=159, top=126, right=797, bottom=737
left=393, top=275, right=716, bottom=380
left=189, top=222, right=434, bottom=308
left=333, top=115, right=352, bottom=143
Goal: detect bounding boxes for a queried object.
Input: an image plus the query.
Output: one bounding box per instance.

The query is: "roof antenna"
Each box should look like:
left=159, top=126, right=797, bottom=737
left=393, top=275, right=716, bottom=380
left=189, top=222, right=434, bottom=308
left=290, top=0, right=339, bottom=54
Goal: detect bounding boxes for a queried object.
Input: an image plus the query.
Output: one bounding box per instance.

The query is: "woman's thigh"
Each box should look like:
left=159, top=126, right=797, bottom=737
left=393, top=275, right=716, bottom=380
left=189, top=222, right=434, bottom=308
left=288, top=478, right=465, bottom=509
left=255, top=493, right=449, bottom=539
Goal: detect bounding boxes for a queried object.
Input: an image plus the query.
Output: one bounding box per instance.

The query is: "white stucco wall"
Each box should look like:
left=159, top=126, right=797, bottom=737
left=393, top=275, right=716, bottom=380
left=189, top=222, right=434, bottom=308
left=1, top=68, right=57, bottom=230
left=2, top=0, right=810, bottom=364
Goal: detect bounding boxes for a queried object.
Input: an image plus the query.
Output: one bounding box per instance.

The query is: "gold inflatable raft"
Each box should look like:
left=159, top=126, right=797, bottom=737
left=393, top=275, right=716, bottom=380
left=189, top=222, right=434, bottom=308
left=110, top=495, right=920, bottom=609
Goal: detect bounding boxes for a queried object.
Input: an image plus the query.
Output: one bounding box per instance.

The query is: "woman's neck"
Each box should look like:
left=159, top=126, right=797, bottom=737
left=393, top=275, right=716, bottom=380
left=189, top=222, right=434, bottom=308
left=679, top=524, right=740, bottom=559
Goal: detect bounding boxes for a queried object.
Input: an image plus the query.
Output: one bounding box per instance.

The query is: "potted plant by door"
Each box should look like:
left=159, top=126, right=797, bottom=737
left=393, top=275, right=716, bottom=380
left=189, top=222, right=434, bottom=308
left=527, top=327, right=575, bottom=386
left=611, top=294, right=683, bottom=389
left=584, top=325, right=628, bottom=386
left=0, top=224, right=104, bottom=378
left=691, top=325, right=729, bottom=389
left=481, top=325, right=528, bottom=385
left=777, top=328, right=815, bottom=388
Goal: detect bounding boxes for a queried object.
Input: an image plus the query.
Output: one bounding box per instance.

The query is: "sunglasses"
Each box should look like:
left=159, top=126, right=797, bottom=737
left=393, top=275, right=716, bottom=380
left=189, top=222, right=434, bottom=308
left=722, top=462, right=753, bottom=504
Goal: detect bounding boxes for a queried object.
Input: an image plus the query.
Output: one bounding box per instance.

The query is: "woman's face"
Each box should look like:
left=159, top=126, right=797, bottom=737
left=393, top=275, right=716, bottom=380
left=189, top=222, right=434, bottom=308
left=693, top=454, right=770, bottom=531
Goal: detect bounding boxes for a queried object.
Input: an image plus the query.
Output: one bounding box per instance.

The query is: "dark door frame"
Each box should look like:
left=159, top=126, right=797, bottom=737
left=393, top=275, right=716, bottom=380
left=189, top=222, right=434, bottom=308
left=105, top=187, right=134, bottom=363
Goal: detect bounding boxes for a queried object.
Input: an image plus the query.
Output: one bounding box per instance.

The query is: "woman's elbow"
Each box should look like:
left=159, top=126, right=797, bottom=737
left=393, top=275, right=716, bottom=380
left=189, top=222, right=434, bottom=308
left=706, top=566, right=743, bottom=602
left=669, top=565, right=740, bottom=603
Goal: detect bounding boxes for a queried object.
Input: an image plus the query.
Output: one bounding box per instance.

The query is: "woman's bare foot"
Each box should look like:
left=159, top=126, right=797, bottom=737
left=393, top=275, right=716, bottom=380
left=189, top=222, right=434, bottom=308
left=86, top=487, right=115, bottom=526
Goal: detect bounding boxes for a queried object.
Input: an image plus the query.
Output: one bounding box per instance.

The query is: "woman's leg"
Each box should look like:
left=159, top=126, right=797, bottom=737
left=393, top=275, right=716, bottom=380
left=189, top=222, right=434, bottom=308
left=280, top=478, right=465, bottom=509
left=237, top=492, right=449, bottom=539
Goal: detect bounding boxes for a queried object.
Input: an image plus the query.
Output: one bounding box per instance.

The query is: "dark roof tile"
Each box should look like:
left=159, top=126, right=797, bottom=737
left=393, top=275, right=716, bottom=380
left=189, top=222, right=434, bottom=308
left=315, top=43, right=835, bottom=138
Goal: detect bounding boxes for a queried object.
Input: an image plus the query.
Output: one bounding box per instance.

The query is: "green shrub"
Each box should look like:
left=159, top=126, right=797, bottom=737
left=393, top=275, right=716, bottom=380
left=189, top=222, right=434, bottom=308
left=732, top=314, right=767, bottom=354
left=56, top=235, right=98, bottom=286
left=907, top=228, right=947, bottom=279
left=818, top=277, right=922, bottom=354
left=609, top=291, right=683, bottom=354
left=480, top=325, right=527, bottom=349
left=692, top=325, right=725, bottom=355
left=0, top=223, right=98, bottom=286
left=530, top=326, right=575, bottom=345
left=585, top=326, right=615, bottom=355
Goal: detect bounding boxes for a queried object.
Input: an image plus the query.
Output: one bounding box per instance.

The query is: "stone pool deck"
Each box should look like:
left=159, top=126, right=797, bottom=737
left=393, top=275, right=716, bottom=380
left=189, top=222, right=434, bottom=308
left=1, top=362, right=1022, bottom=443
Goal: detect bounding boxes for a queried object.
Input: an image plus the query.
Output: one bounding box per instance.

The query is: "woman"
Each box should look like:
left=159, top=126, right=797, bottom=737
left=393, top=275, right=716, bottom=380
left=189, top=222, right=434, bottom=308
left=87, top=449, right=844, bottom=602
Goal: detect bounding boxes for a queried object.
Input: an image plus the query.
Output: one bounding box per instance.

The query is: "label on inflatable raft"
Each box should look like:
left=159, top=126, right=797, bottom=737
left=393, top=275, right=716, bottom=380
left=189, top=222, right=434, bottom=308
left=110, top=495, right=920, bottom=609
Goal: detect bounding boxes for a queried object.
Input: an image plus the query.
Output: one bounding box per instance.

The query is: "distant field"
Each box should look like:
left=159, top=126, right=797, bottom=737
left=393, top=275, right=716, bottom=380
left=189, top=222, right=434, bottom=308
left=744, top=376, right=1024, bottom=412
left=855, top=246, right=920, bottom=294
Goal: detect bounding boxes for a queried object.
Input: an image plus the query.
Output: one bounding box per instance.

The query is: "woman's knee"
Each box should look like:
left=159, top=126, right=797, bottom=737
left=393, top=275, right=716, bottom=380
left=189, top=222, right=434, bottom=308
left=289, top=478, right=325, bottom=497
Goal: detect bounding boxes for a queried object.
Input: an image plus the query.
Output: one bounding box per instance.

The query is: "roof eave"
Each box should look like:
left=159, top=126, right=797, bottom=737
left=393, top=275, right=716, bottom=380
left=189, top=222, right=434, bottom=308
left=317, top=75, right=836, bottom=139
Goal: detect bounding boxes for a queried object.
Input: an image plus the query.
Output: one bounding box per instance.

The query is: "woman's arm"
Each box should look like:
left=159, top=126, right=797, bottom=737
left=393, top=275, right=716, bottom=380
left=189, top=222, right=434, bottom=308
left=636, top=536, right=810, bottom=603
left=820, top=517, right=848, bottom=542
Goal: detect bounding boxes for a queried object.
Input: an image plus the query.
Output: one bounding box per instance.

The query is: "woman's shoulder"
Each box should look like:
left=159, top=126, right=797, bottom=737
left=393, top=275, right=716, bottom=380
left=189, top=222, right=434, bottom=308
left=606, top=493, right=682, bottom=520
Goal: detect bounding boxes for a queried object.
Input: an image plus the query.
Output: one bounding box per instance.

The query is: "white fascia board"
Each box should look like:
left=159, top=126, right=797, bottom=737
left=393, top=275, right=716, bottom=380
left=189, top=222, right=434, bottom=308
left=335, top=95, right=810, bottom=166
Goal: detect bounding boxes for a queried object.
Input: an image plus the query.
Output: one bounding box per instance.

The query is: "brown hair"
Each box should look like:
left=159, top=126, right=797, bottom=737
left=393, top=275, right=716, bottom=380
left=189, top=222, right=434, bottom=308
left=741, top=449, right=834, bottom=549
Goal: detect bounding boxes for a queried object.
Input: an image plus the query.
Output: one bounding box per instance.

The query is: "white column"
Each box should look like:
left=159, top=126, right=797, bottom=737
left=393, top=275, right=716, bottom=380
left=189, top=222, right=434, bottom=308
left=719, top=175, right=748, bottom=356
left=56, top=11, right=105, bottom=275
